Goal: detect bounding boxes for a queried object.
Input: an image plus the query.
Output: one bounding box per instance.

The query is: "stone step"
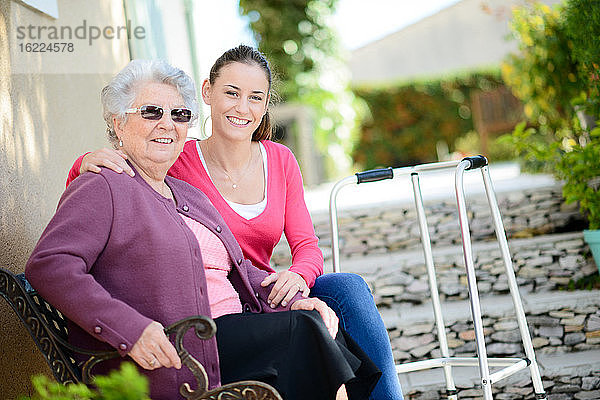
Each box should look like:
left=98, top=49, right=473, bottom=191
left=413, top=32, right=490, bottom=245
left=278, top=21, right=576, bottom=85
left=323, top=231, right=596, bottom=304
left=398, top=349, right=600, bottom=395
left=379, top=290, right=600, bottom=330
left=326, top=231, right=587, bottom=276
left=381, top=289, right=600, bottom=389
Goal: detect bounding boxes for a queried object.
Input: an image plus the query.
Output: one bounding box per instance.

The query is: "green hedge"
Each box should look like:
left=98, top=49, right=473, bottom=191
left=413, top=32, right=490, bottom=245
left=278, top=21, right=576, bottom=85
left=352, top=72, right=505, bottom=169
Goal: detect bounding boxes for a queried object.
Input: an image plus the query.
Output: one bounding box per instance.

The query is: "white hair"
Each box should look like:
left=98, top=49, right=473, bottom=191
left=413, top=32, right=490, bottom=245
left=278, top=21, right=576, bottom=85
left=101, top=59, right=199, bottom=145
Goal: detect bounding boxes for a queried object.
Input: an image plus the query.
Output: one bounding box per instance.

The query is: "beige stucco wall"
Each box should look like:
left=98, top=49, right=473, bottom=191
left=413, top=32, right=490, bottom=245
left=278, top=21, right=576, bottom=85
left=0, top=0, right=129, bottom=397
left=350, top=0, right=563, bottom=85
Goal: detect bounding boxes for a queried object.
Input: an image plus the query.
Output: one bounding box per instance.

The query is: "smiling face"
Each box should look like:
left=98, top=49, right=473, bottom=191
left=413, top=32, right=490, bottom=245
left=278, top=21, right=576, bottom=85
left=114, top=82, right=188, bottom=177
left=202, top=61, right=270, bottom=142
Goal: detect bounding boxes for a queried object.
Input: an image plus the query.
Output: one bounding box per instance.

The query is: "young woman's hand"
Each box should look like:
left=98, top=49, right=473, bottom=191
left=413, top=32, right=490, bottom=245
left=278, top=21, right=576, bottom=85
left=261, top=270, right=309, bottom=308
left=291, top=298, right=339, bottom=339
left=80, top=148, right=134, bottom=176
left=129, top=321, right=181, bottom=370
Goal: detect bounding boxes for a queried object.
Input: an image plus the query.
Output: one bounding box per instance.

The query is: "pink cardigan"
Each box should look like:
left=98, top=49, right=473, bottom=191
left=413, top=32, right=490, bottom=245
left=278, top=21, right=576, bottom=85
left=69, top=140, right=324, bottom=287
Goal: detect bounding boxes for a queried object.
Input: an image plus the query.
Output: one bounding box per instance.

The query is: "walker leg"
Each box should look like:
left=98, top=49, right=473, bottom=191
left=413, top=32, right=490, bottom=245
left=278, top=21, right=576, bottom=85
left=456, top=161, right=493, bottom=400
left=411, top=173, right=457, bottom=400
left=481, top=167, right=547, bottom=399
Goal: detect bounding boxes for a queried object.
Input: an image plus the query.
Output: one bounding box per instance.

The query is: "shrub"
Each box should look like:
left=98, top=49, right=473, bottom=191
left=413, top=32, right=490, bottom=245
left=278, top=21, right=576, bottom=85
left=501, top=1, right=600, bottom=229
left=501, top=3, right=584, bottom=134
left=557, top=127, right=600, bottom=229
left=564, top=0, right=600, bottom=118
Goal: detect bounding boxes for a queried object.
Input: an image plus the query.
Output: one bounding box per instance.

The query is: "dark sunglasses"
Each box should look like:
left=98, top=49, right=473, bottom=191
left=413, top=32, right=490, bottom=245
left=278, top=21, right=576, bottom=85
left=125, top=104, right=193, bottom=123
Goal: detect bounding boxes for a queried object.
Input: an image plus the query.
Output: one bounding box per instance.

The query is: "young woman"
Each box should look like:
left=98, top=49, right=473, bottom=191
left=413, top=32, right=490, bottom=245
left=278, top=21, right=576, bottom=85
left=68, top=45, right=403, bottom=400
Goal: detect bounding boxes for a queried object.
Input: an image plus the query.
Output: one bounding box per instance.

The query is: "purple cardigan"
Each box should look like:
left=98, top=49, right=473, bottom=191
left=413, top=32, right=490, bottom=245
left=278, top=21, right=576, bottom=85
left=25, top=167, right=301, bottom=399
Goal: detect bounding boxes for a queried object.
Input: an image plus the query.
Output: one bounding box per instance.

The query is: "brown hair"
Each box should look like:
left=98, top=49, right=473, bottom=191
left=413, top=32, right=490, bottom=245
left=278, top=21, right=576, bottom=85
left=209, top=44, right=274, bottom=141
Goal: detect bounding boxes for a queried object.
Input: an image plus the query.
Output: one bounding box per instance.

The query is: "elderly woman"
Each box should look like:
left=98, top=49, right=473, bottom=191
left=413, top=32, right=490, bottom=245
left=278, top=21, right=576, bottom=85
left=25, top=60, right=379, bottom=400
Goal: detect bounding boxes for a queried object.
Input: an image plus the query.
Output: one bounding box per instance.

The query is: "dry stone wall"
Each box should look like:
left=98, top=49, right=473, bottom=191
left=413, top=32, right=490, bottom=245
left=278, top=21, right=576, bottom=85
left=358, top=232, right=597, bottom=306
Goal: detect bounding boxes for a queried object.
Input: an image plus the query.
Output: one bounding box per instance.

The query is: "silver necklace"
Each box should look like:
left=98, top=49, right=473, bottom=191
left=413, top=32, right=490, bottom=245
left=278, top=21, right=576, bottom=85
left=206, top=145, right=254, bottom=190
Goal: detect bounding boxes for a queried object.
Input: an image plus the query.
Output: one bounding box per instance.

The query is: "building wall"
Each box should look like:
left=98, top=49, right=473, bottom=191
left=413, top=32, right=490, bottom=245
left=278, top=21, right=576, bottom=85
left=350, top=0, right=562, bottom=85
left=0, top=1, right=129, bottom=397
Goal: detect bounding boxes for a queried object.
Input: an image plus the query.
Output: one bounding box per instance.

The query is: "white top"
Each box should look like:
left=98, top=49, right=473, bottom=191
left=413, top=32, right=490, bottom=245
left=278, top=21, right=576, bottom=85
left=196, top=141, right=268, bottom=220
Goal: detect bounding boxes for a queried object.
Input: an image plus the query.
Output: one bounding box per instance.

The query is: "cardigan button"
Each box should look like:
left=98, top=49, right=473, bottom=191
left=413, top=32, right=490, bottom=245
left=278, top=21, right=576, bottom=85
left=119, top=343, right=127, bottom=351
left=182, top=205, right=189, bottom=212
left=94, top=326, right=102, bottom=334
left=215, top=225, right=222, bottom=233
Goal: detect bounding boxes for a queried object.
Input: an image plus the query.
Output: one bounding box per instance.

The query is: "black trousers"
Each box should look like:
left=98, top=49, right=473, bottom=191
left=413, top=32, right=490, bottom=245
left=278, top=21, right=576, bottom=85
left=215, top=310, right=381, bottom=400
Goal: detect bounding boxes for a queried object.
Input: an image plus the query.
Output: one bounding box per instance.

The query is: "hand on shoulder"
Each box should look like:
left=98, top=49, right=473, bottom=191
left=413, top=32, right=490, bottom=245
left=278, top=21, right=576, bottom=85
left=81, top=148, right=134, bottom=177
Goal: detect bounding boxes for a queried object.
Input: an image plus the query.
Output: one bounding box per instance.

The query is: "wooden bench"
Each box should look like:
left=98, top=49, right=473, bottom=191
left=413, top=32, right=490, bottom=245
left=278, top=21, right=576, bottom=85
left=0, top=267, right=282, bottom=400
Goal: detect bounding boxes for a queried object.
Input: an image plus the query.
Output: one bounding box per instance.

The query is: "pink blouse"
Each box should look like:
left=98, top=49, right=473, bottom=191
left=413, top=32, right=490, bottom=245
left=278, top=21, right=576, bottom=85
left=179, top=213, right=242, bottom=318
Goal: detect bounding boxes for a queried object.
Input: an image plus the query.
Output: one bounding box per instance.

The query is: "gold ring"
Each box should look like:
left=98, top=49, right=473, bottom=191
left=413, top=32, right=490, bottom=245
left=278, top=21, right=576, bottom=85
left=149, top=359, right=156, bottom=367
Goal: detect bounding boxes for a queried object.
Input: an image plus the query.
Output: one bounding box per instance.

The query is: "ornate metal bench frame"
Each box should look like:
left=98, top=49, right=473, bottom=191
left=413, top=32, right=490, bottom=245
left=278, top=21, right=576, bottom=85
left=0, top=267, right=281, bottom=400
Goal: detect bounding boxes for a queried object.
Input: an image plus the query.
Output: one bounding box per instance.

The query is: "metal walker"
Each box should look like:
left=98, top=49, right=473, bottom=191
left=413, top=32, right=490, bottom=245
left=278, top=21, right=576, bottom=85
left=328, top=156, right=547, bottom=400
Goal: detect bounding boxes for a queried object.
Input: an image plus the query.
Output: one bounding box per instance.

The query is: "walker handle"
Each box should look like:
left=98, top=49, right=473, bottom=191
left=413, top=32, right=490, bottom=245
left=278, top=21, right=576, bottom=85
left=463, top=155, right=488, bottom=170
left=355, top=167, right=394, bottom=184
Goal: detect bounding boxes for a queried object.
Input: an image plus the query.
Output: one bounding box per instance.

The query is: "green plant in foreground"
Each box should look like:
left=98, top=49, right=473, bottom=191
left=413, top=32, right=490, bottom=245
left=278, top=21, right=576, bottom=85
left=20, top=363, right=150, bottom=400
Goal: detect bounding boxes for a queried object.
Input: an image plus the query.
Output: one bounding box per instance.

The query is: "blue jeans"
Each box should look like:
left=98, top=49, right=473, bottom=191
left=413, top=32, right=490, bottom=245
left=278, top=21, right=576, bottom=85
left=311, top=273, right=404, bottom=400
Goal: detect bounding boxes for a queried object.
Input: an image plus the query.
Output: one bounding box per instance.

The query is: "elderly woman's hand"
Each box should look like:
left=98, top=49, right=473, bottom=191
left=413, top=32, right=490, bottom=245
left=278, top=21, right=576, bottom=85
left=80, top=148, right=135, bottom=177
left=291, top=298, right=339, bottom=339
left=129, top=321, right=181, bottom=370
left=261, top=271, right=310, bottom=308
